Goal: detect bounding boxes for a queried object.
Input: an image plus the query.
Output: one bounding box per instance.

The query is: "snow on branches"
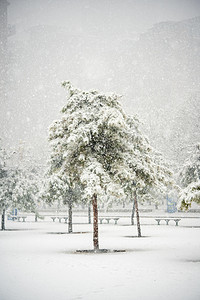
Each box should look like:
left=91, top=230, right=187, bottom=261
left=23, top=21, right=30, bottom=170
left=179, top=180, right=200, bottom=210
left=179, top=143, right=200, bottom=188
left=47, top=82, right=173, bottom=206
left=178, top=143, right=200, bottom=210
left=0, top=143, right=40, bottom=213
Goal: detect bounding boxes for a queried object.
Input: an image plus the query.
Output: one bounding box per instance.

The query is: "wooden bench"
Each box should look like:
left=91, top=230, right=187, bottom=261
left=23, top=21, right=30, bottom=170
left=57, top=217, right=68, bottom=223
left=99, top=217, right=120, bottom=225
left=63, top=217, right=68, bottom=223
left=17, top=216, right=27, bottom=222
left=51, top=217, right=68, bottom=223
left=155, top=218, right=181, bottom=226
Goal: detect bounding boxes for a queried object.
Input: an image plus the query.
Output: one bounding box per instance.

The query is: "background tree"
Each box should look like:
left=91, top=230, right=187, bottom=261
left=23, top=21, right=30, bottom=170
left=178, top=143, right=200, bottom=188
left=178, top=143, right=200, bottom=210
left=43, top=171, right=80, bottom=233
left=179, top=180, right=200, bottom=210
left=0, top=144, right=15, bottom=230
left=123, top=116, right=173, bottom=236
left=0, top=142, right=40, bottom=230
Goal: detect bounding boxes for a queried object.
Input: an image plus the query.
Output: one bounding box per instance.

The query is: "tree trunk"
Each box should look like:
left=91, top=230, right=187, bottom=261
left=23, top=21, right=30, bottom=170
left=68, top=201, right=73, bottom=233
left=1, top=209, right=6, bottom=230
left=134, top=191, right=141, bottom=237
left=35, top=213, right=38, bottom=222
left=88, top=204, right=91, bottom=224
left=131, top=199, right=135, bottom=225
left=92, top=193, right=99, bottom=251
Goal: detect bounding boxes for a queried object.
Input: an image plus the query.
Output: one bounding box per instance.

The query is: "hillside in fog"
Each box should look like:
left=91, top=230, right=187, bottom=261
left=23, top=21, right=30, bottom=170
left=119, top=16, right=200, bottom=163
left=1, top=9, right=200, bottom=164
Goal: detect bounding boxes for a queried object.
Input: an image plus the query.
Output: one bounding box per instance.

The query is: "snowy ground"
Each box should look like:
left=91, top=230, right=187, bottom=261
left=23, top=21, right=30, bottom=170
left=0, top=217, right=200, bottom=300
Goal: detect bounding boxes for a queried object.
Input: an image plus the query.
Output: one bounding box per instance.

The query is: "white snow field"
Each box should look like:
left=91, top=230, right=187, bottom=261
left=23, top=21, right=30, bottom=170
left=0, top=216, right=200, bottom=300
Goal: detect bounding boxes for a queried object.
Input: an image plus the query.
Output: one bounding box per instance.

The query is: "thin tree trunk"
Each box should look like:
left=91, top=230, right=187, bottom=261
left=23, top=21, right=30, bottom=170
left=88, top=204, right=91, bottom=224
left=35, top=213, right=38, bottom=222
left=1, top=209, right=6, bottom=230
left=92, top=193, right=99, bottom=251
left=68, top=200, right=73, bottom=233
left=134, top=191, right=141, bottom=237
left=131, top=199, right=135, bottom=225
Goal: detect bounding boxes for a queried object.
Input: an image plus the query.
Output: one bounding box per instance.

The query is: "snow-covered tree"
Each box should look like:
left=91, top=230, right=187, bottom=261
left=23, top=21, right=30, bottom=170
left=122, top=116, right=173, bottom=235
left=0, top=145, right=15, bottom=230
left=179, top=180, right=200, bottom=210
left=11, top=144, right=43, bottom=218
left=43, top=171, right=80, bottom=233
left=179, top=143, right=200, bottom=187
left=48, top=82, right=129, bottom=250
left=178, top=143, right=200, bottom=210
left=0, top=143, right=40, bottom=230
left=48, top=82, right=173, bottom=248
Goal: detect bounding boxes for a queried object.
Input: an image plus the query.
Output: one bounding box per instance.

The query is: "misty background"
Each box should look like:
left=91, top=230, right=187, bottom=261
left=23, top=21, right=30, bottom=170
left=1, top=0, right=200, bottom=166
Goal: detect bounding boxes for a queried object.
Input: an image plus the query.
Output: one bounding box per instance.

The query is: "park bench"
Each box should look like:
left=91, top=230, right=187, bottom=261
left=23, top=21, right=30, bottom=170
left=17, top=216, right=27, bottom=222
left=51, top=217, right=68, bottom=223
left=155, top=218, right=181, bottom=226
left=99, top=217, right=120, bottom=225
left=57, top=217, right=68, bottom=223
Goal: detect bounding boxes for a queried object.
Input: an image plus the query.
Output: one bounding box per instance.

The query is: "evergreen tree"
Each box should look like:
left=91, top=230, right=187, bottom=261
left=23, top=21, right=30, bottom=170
left=123, top=116, right=173, bottom=236
left=48, top=82, right=127, bottom=249
left=0, top=143, right=39, bottom=230
left=48, top=82, right=173, bottom=247
left=179, top=143, right=200, bottom=187
left=43, top=171, right=80, bottom=233
left=0, top=145, right=15, bottom=230
left=179, top=143, right=200, bottom=209
left=179, top=180, right=200, bottom=210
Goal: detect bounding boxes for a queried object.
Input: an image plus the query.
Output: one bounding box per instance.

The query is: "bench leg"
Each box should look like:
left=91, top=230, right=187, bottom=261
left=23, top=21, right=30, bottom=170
left=175, top=221, right=179, bottom=226
left=165, top=220, right=169, bottom=225
left=157, top=220, right=160, bottom=225
left=114, top=220, right=117, bottom=225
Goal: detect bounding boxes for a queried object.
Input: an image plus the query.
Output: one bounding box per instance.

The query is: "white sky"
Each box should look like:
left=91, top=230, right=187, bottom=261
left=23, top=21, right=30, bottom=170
left=8, top=0, right=200, bottom=38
